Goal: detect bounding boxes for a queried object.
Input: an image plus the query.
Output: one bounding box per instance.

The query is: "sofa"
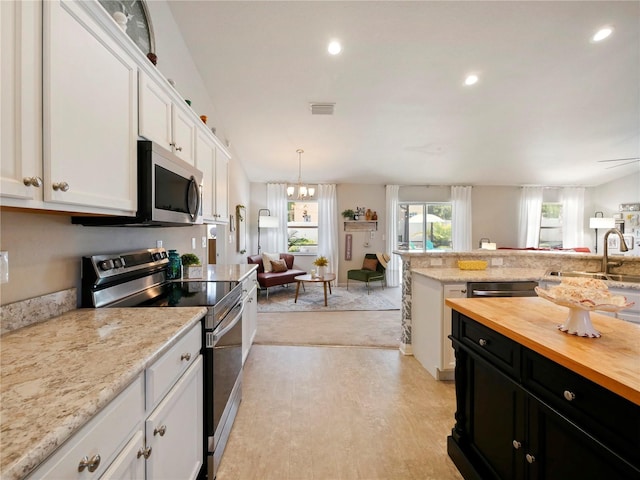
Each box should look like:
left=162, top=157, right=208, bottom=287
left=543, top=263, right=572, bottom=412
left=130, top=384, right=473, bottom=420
left=247, top=253, right=306, bottom=298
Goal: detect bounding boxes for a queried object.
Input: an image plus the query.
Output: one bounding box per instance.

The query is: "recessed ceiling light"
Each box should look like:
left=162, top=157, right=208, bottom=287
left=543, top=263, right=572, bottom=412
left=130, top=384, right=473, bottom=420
left=592, top=26, right=613, bottom=42
left=464, top=74, right=479, bottom=86
left=328, top=40, right=342, bottom=55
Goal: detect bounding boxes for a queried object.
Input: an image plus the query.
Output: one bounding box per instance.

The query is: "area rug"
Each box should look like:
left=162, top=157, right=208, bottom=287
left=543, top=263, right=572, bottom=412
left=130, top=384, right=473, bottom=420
left=256, top=285, right=399, bottom=313
left=253, top=310, right=401, bottom=349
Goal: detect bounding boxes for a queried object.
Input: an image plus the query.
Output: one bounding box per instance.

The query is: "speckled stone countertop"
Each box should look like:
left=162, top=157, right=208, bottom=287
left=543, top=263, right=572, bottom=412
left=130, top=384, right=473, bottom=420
left=412, top=267, right=640, bottom=290
left=202, top=263, right=258, bottom=282
left=0, top=307, right=207, bottom=480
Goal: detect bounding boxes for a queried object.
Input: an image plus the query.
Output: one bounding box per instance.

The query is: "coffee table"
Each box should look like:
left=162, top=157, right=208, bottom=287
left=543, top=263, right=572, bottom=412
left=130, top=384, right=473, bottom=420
left=294, top=273, right=337, bottom=306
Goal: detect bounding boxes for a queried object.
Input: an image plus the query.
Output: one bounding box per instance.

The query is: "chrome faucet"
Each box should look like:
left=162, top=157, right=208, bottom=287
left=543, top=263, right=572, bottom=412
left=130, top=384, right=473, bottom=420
left=602, top=228, right=628, bottom=274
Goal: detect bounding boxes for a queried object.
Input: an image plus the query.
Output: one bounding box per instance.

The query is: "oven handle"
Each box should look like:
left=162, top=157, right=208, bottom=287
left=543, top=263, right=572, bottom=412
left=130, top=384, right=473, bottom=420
left=211, top=300, right=244, bottom=346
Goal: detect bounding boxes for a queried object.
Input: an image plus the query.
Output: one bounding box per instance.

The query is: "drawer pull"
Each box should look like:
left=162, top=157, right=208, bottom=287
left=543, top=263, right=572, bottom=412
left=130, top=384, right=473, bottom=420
left=137, top=446, right=152, bottom=459
left=180, top=352, right=191, bottom=361
left=563, top=390, right=576, bottom=401
left=78, top=454, right=101, bottom=472
left=478, top=338, right=488, bottom=347
left=154, top=424, right=167, bottom=436
left=23, top=176, right=43, bottom=187
left=526, top=453, right=536, bottom=464
left=512, top=440, right=522, bottom=449
left=52, top=181, right=70, bottom=192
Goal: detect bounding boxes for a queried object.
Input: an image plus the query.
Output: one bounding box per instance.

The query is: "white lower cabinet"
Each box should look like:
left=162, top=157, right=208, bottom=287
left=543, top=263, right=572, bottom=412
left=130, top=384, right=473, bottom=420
left=242, top=272, right=258, bottom=364
left=412, top=274, right=466, bottom=380
left=28, top=323, right=203, bottom=480
left=145, top=355, right=203, bottom=480
left=27, top=375, right=145, bottom=479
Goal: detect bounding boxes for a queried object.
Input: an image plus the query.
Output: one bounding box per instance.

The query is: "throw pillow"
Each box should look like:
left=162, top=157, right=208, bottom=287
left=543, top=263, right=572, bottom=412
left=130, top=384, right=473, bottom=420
left=270, top=259, right=288, bottom=273
left=362, top=258, right=379, bottom=271
left=262, top=252, right=280, bottom=273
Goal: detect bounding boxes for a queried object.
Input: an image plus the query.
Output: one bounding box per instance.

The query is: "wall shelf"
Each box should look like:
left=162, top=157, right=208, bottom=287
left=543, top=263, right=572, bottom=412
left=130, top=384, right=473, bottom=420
left=344, top=221, right=377, bottom=232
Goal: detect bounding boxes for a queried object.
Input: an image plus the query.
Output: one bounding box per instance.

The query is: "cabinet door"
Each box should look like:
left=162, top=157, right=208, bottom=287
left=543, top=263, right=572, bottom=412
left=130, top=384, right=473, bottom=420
left=196, top=130, right=216, bottom=222
left=0, top=0, right=42, bottom=203
left=145, top=355, right=203, bottom=480
left=43, top=0, right=137, bottom=214
left=214, top=147, right=229, bottom=222
left=527, top=397, right=640, bottom=480
left=442, top=284, right=466, bottom=374
left=100, top=428, right=146, bottom=480
left=411, top=274, right=442, bottom=379
left=172, top=104, right=197, bottom=165
left=467, top=352, right=525, bottom=480
left=139, top=71, right=173, bottom=151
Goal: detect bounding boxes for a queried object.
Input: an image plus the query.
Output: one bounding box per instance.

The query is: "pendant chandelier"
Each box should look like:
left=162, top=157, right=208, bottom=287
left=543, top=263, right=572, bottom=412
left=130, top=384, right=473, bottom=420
left=287, top=148, right=315, bottom=199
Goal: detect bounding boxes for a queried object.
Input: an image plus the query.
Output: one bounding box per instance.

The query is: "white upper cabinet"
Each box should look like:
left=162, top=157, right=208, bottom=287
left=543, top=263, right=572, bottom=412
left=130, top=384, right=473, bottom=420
left=42, top=0, right=137, bottom=214
left=139, top=71, right=197, bottom=166
left=196, top=128, right=216, bottom=222
left=214, top=145, right=230, bottom=223
left=1, top=1, right=42, bottom=203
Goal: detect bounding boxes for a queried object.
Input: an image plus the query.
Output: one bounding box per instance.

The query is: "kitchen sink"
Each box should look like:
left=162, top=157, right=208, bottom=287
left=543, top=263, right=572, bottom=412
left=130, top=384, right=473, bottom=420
left=546, top=270, right=640, bottom=284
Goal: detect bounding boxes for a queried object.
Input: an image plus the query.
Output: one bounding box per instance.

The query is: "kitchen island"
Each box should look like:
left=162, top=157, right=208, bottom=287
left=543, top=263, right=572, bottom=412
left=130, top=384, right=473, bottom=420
left=445, top=297, right=639, bottom=479
left=0, top=307, right=207, bottom=480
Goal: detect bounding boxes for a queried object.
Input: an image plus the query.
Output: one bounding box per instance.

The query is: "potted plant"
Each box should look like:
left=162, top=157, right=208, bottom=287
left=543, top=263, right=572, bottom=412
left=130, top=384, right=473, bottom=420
left=341, top=209, right=355, bottom=220
left=181, top=253, right=202, bottom=279
left=313, top=255, right=329, bottom=277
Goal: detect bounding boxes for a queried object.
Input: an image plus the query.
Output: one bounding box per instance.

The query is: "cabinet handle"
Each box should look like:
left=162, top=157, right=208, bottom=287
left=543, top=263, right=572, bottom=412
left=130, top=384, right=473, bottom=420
left=461, top=289, right=467, bottom=294
left=137, top=446, right=152, bottom=459
left=248, top=297, right=253, bottom=303
left=478, top=338, right=488, bottom=347
left=512, top=440, right=522, bottom=449
left=176, top=146, right=183, bottom=152
left=52, top=181, right=70, bottom=192
left=23, top=176, right=43, bottom=187
left=154, top=424, right=167, bottom=436
left=180, top=353, right=191, bottom=361
left=563, top=390, right=576, bottom=401
left=78, top=454, right=101, bottom=472
left=526, top=453, right=536, bottom=464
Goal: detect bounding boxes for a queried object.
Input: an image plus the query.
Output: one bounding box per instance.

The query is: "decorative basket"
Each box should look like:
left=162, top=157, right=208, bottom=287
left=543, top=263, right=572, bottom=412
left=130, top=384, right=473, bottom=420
left=457, top=260, right=488, bottom=270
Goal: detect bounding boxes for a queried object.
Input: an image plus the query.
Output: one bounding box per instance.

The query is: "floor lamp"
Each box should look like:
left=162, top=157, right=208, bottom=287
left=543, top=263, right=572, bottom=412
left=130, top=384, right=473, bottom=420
left=257, top=209, right=279, bottom=254
left=589, top=211, right=614, bottom=254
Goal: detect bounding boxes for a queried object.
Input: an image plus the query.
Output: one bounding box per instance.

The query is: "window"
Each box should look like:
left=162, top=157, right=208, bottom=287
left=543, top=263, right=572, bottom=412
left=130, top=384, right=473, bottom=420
left=287, top=201, right=318, bottom=253
left=539, top=202, right=563, bottom=248
left=398, top=203, right=452, bottom=250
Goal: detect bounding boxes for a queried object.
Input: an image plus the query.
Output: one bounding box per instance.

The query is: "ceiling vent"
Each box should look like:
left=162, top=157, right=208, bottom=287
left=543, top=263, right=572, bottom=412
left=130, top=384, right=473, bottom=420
left=310, top=103, right=335, bottom=115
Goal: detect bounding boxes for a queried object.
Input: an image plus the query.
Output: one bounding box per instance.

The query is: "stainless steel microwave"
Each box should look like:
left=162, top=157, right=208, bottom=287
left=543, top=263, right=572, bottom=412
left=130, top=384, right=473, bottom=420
left=73, top=141, right=203, bottom=227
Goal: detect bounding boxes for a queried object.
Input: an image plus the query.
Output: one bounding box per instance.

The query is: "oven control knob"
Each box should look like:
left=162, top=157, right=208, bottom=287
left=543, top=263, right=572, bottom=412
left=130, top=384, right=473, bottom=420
left=99, top=260, right=114, bottom=271
left=152, top=252, right=162, bottom=261
left=113, top=258, right=123, bottom=268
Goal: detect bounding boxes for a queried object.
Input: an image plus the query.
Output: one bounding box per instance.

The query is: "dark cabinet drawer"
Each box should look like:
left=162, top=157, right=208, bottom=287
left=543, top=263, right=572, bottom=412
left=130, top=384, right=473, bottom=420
left=458, top=315, right=519, bottom=378
left=523, top=349, right=640, bottom=467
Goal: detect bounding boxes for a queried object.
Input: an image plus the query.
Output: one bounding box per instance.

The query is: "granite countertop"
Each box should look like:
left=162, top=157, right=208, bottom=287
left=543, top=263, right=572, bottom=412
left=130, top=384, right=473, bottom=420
left=203, top=263, right=258, bottom=282
left=0, top=307, right=207, bottom=480
left=445, top=297, right=640, bottom=405
left=412, top=267, right=640, bottom=290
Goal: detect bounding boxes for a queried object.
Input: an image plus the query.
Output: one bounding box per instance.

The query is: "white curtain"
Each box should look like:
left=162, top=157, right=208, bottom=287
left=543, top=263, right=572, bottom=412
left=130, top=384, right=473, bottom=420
left=451, top=186, right=472, bottom=252
left=317, top=184, right=339, bottom=279
left=265, top=183, right=288, bottom=253
left=561, top=187, right=585, bottom=249
left=385, top=185, right=400, bottom=287
left=518, top=186, right=543, bottom=248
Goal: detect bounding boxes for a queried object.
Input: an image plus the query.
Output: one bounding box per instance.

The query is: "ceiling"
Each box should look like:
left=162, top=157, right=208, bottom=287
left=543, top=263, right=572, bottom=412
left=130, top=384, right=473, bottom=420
left=167, top=1, right=640, bottom=187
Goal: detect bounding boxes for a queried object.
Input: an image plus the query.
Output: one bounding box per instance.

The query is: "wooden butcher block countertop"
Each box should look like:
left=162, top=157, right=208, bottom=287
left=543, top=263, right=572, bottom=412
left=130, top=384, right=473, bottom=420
left=445, top=297, right=640, bottom=405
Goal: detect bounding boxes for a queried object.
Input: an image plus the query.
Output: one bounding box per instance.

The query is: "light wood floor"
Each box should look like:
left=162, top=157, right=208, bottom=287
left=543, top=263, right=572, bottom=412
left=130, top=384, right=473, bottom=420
left=216, top=337, right=464, bottom=479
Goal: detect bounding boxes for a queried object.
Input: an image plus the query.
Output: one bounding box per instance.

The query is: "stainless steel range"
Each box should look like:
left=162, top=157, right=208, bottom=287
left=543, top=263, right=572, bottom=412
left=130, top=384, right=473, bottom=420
left=81, top=247, right=243, bottom=480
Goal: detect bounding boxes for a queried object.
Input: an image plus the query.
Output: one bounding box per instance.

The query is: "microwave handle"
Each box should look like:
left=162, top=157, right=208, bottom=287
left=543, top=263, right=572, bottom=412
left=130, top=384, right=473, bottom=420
left=188, top=176, right=201, bottom=221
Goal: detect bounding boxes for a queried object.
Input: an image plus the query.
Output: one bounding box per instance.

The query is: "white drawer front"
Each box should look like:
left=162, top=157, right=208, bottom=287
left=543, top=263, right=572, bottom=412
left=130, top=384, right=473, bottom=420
left=146, top=322, right=201, bottom=411
left=28, top=375, right=144, bottom=479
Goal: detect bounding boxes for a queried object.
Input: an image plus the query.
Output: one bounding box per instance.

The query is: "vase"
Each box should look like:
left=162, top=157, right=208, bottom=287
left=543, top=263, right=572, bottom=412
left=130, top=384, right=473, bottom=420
left=167, top=250, right=182, bottom=280
left=318, top=266, right=326, bottom=278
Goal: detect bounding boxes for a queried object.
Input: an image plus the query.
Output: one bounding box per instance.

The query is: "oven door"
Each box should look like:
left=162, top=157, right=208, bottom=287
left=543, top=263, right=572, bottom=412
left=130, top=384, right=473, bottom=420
left=205, top=299, right=244, bottom=479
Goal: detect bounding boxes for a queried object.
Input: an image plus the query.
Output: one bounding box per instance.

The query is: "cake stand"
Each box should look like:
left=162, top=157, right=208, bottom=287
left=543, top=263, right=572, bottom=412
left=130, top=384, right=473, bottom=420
left=535, top=286, right=634, bottom=338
